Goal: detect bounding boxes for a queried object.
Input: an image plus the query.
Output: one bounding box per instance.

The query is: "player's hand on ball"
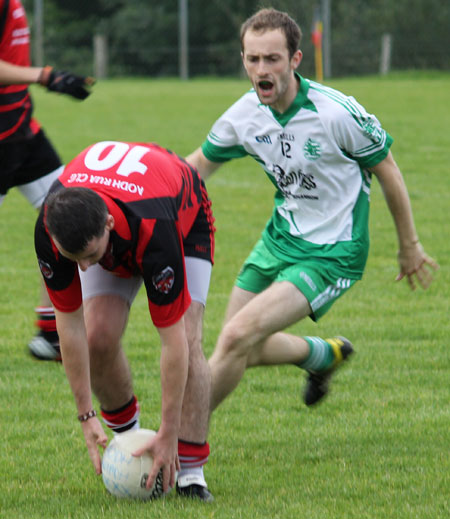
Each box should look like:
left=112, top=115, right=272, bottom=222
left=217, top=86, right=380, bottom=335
left=133, top=430, right=179, bottom=493
left=38, top=65, right=95, bottom=100
left=81, top=417, right=108, bottom=474
left=102, top=429, right=166, bottom=500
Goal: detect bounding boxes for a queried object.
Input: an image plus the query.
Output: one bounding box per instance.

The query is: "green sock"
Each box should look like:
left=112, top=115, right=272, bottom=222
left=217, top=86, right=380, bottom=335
left=297, top=336, right=335, bottom=372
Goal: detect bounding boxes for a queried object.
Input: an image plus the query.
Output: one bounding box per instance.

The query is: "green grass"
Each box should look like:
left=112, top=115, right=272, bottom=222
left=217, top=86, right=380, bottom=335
left=0, top=72, right=449, bottom=519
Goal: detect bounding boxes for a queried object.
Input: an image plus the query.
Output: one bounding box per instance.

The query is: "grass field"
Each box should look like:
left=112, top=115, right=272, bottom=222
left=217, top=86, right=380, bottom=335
left=0, top=72, right=449, bottom=519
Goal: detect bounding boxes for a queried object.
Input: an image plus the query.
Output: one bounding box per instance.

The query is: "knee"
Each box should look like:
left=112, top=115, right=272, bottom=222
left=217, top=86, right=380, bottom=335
left=216, top=318, right=254, bottom=359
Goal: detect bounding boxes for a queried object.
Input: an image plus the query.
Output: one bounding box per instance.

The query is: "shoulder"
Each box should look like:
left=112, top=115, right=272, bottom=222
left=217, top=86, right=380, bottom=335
left=308, top=81, right=370, bottom=124
left=220, top=88, right=261, bottom=119
left=212, top=89, right=269, bottom=138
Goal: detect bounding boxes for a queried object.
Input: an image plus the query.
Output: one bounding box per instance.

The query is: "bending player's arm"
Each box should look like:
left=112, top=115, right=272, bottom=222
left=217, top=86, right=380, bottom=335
left=54, top=307, right=108, bottom=474
left=185, top=147, right=222, bottom=181
left=134, top=317, right=189, bottom=493
left=0, top=59, right=95, bottom=99
left=370, top=151, right=439, bottom=290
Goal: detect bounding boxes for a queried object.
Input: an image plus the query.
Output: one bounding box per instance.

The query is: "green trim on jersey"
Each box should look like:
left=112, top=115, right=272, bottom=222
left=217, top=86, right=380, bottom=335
left=268, top=74, right=317, bottom=127
left=202, top=139, right=266, bottom=166
left=354, top=133, right=393, bottom=168
left=202, top=140, right=247, bottom=162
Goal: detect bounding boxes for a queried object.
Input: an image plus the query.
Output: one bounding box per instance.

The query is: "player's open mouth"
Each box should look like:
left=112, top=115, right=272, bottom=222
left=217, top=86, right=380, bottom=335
left=258, top=80, right=273, bottom=91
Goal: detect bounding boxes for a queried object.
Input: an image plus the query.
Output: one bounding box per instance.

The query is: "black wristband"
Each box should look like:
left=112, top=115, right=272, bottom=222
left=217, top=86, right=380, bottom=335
left=77, top=409, right=97, bottom=422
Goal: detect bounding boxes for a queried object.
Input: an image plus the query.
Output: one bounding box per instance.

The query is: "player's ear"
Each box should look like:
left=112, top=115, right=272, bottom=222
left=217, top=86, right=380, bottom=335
left=106, top=214, right=115, bottom=231
left=291, top=49, right=303, bottom=69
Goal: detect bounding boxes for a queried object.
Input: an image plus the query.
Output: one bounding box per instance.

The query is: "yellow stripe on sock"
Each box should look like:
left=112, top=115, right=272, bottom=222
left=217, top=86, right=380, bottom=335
left=326, top=337, right=344, bottom=364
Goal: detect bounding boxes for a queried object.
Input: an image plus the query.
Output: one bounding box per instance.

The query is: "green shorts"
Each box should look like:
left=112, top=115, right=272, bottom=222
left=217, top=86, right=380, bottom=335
left=236, top=239, right=357, bottom=321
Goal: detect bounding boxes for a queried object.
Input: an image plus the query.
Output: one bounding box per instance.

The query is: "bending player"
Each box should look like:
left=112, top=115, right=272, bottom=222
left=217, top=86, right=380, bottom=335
left=35, top=141, right=215, bottom=501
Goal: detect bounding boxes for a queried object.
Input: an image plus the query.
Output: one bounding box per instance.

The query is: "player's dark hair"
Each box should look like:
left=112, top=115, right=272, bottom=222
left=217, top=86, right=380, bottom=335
left=240, top=8, right=302, bottom=58
left=45, top=188, right=108, bottom=254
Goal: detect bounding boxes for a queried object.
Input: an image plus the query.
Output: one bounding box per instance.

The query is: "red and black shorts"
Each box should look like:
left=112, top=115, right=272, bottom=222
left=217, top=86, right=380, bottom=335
left=182, top=180, right=216, bottom=265
left=0, top=129, right=62, bottom=195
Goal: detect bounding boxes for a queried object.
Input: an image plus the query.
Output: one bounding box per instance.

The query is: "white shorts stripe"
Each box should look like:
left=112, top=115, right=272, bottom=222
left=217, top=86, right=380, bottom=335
left=310, top=277, right=353, bottom=312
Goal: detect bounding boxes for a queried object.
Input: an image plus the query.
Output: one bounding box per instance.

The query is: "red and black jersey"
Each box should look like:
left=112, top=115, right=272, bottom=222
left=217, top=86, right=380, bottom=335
left=35, top=142, right=215, bottom=328
left=0, top=0, right=40, bottom=141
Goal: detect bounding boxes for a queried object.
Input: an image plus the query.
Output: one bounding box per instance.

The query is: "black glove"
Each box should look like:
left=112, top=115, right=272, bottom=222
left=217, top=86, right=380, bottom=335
left=38, top=65, right=95, bottom=100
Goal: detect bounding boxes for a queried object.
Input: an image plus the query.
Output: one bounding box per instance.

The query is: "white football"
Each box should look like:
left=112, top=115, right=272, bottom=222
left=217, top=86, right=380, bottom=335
left=101, top=428, right=164, bottom=500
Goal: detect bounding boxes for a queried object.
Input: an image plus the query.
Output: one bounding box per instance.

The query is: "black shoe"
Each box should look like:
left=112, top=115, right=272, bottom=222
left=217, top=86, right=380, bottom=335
left=28, top=331, right=62, bottom=361
left=304, top=336, right=354, bottom=406
left=176, top=483, right=214, bottom=502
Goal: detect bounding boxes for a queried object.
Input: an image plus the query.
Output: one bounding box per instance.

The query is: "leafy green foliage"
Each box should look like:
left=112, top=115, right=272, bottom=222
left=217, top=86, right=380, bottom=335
left=21, top=0, right=450, bottom=77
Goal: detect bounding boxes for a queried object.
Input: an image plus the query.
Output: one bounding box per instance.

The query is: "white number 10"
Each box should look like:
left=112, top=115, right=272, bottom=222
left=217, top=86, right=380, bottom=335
left=84, top=141, right=149, bottom=177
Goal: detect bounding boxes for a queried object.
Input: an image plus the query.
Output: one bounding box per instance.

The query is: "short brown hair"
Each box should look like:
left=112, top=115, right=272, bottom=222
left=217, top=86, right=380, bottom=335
left=240, top=8, right=302, bottom=58
left=46, top=187, right=108, bottom=254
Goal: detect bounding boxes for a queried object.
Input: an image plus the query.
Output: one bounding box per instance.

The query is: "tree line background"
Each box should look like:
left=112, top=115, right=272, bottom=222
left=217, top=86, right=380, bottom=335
left=22, top=0, right=449, bottom=78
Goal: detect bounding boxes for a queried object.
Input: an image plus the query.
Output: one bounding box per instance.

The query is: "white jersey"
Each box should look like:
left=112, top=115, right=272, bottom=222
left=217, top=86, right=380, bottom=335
left=202, top=75, right=393, bottom=278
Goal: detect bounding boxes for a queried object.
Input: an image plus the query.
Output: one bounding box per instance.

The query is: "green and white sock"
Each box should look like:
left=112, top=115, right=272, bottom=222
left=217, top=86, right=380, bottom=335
left=297, top=336, right=335, bottom=372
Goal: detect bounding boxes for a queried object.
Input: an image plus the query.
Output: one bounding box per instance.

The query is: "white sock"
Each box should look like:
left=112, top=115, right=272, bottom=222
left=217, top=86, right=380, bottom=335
left=177, top=466, right=207, bottom=488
